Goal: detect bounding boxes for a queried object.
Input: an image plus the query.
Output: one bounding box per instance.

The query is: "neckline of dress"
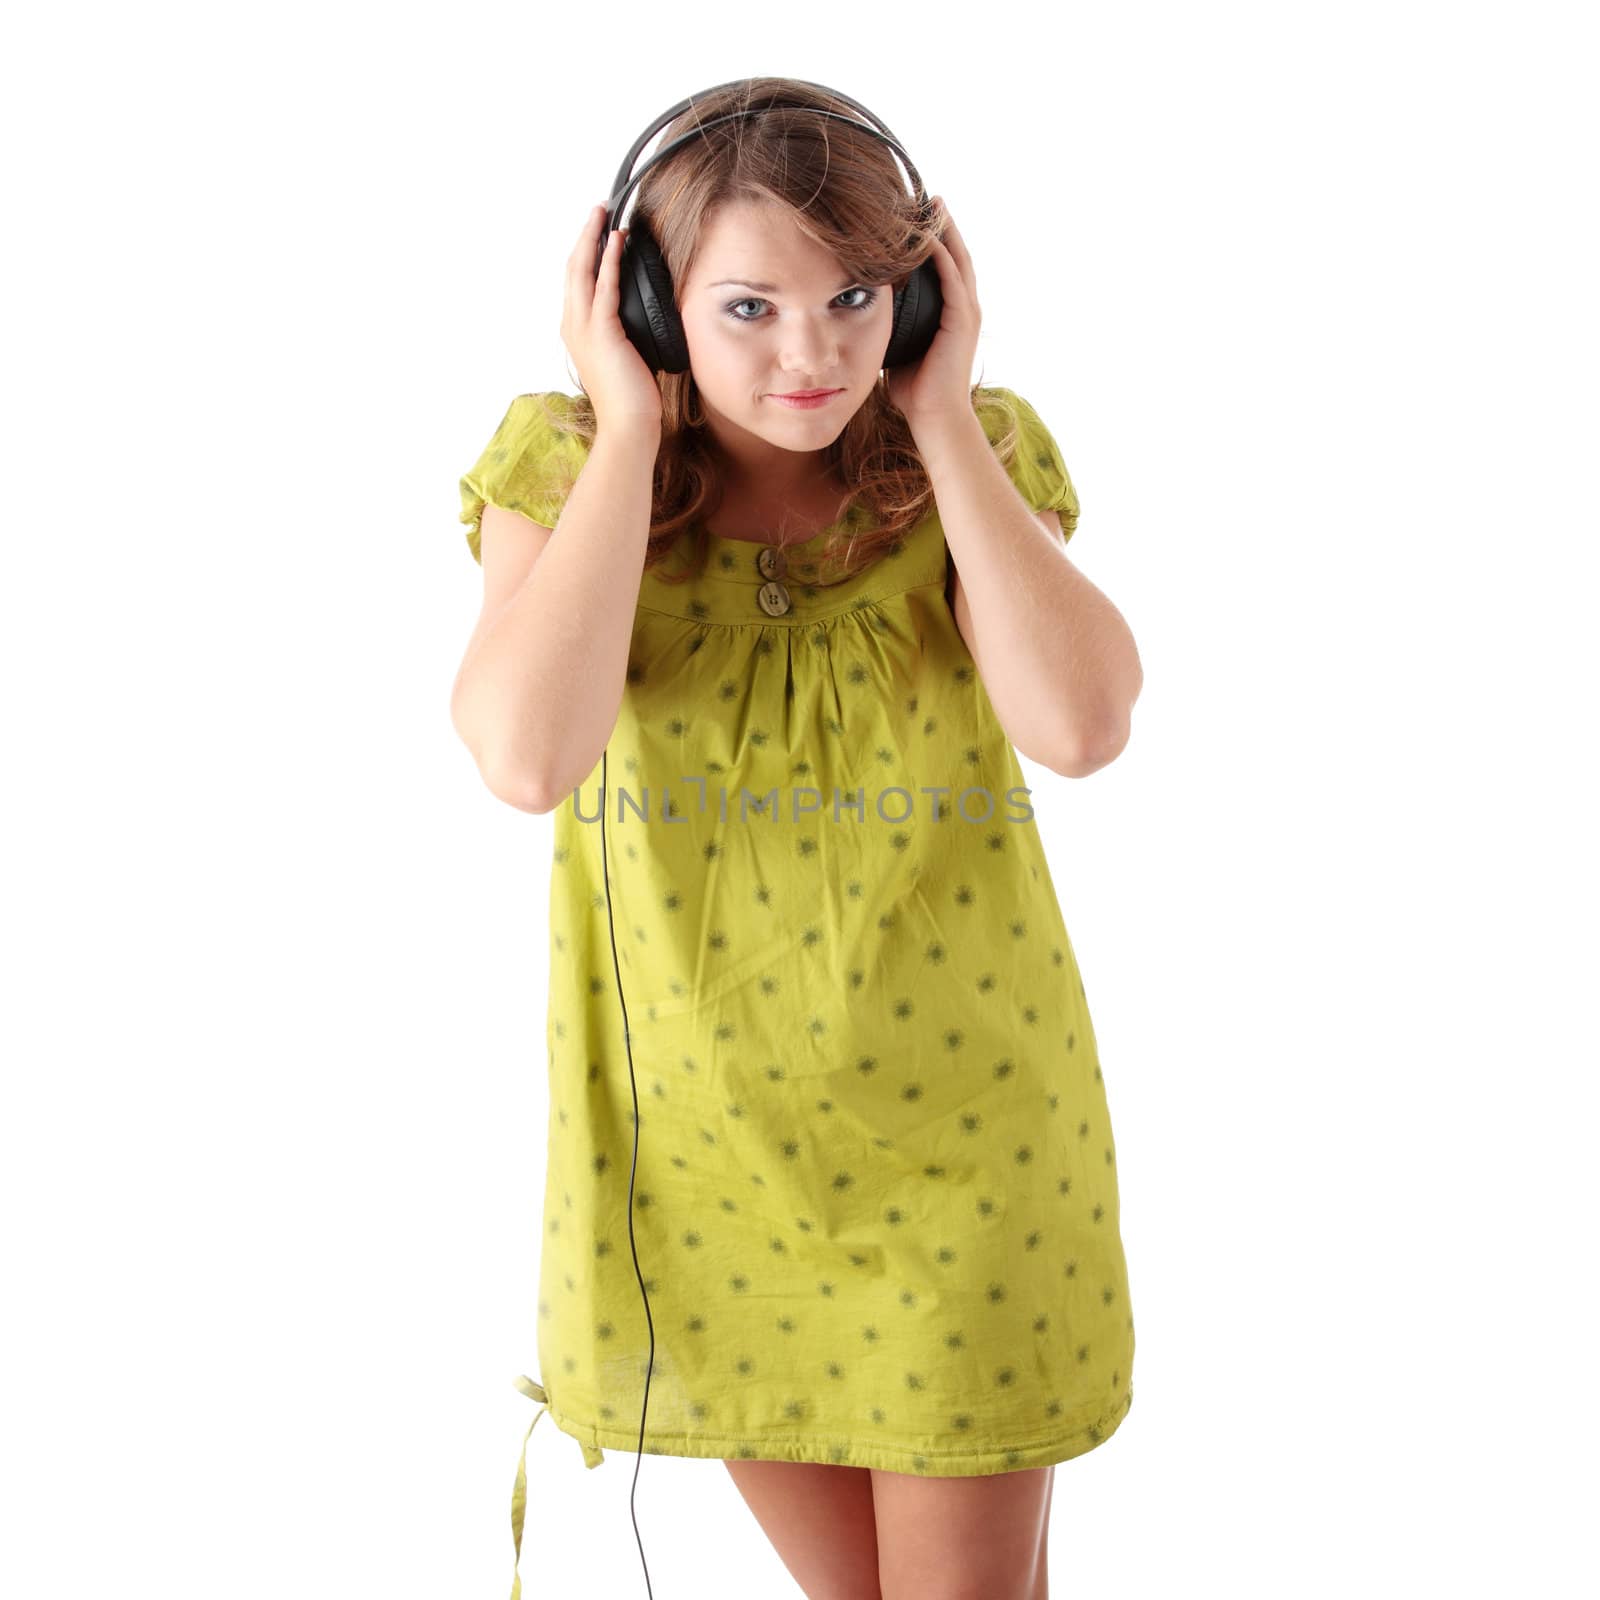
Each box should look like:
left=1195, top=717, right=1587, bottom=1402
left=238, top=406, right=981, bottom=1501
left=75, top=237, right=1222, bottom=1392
left=692, top=504, right=875, bottom=552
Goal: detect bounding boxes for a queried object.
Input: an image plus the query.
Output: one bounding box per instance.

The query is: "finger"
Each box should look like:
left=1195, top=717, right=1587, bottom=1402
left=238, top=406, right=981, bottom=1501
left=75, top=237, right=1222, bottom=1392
left=570, top=204, right=606, bottom=261
left=927, top=237, right=977, bottom=306
left=934, top=210, right=967, bottom=256
left=567, top=205, right=608, bottom=300
left=931, top=210, right=976, bottom=292
left=589, top=227, right=624, bottom=313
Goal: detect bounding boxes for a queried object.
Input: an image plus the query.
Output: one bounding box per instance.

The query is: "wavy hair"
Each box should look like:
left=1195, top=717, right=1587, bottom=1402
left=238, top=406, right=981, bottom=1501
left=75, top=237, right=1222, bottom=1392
left=538, top=77, right=1024, bottom=585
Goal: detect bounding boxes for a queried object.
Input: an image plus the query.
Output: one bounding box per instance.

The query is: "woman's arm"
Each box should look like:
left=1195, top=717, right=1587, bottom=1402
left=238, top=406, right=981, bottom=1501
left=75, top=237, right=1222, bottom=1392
left=449, top=420, right=661, bottom=812
left=921, top=409, right=1144, bottom=778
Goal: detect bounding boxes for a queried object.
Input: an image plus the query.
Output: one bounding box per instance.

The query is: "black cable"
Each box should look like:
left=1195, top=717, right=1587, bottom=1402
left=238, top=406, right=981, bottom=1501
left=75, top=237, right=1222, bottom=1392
left=598, top=745, right=656, bottom=1597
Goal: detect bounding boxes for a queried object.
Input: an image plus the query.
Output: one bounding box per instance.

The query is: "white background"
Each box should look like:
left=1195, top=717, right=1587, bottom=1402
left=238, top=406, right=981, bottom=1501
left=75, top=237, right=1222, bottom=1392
left=4, top=3, right=1596, bottom=1596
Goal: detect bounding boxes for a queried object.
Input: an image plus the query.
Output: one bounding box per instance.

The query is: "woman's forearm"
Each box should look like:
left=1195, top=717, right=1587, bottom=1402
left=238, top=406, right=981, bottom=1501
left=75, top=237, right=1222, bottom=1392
left=451, top=424, right=660, bottom=810
left=917, top=409, right=1143, bottom=770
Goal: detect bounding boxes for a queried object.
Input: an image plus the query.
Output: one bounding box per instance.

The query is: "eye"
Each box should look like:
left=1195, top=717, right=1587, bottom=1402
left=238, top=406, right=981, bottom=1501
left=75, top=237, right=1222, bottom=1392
left=721, top=286, right=881, bottom=324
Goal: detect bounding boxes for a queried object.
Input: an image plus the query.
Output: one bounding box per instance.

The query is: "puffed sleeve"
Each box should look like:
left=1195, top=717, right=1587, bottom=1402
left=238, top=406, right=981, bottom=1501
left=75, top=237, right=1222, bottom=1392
left=457, top=391, right=591, bottom=565
left=972, top=386, right=1081, bottom=546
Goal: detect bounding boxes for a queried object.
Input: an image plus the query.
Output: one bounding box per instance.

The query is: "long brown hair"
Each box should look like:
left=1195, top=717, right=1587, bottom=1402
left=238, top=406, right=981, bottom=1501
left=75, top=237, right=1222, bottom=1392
left=539, top=77, right=1021, bottom=585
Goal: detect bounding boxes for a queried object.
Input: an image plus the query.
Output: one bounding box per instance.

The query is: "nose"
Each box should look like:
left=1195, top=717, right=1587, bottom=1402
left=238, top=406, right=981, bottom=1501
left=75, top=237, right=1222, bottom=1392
left=777, top=313, right=843, bottom=376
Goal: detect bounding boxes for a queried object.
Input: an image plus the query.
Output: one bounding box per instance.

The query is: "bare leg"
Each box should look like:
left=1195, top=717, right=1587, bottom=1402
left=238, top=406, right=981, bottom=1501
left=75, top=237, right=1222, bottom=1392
left=873, top=1463, right=1054, bottom=1600
left=1034, top=1464, right=1055, bottom=1599
left=723, top=1458, right=882, bottom=1600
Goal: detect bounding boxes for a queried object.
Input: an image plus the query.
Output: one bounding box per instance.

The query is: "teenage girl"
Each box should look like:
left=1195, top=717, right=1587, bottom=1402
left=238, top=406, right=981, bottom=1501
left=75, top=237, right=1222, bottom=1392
left=451, top=78, right=1142, bottom=1600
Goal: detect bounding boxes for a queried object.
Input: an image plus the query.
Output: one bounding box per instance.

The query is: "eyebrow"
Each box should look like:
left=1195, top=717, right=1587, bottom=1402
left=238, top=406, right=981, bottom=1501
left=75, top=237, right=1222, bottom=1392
left=708, top=277, right=859, bottom=293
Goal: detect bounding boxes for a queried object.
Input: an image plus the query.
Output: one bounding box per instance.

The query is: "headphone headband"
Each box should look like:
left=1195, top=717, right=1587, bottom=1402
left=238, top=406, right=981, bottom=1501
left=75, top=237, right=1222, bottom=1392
left=602, top=78, right=929, bottom=236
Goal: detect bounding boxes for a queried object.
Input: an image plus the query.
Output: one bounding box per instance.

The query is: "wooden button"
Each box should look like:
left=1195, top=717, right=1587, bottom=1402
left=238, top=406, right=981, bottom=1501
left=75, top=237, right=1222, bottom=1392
left=757, top=580, right=791, bottom=616
left=756, top=545, right=787, bottom=580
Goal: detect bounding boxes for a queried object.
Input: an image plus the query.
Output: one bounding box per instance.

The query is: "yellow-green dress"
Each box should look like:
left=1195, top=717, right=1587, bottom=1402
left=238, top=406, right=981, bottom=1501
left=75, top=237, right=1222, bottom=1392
left=456, top=386, right=1135, bottom=1559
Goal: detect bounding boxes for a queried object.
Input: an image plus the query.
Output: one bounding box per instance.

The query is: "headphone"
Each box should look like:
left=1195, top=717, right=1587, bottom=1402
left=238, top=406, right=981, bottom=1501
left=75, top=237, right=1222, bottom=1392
left=586, top=79, right=940, bottom=1599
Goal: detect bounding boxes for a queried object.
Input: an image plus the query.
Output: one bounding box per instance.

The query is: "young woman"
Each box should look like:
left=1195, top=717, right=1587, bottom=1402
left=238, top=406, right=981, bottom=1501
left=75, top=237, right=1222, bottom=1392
left=451, top=78, right=1142, bottom=1600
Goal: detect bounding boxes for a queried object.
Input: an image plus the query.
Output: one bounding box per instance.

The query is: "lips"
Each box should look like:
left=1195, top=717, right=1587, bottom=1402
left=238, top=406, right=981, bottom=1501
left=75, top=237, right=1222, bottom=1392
left=774, top=388, right=842, bottom=399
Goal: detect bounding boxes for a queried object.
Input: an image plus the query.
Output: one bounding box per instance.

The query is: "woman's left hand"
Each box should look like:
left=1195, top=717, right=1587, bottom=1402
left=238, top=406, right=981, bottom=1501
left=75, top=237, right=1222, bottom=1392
left=884, top=197, right=982, bottom=431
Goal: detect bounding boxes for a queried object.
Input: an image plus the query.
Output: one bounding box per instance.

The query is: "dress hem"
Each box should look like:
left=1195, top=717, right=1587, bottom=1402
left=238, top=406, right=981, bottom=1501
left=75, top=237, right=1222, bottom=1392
left=537, top=1385, right=1133, bottom=1477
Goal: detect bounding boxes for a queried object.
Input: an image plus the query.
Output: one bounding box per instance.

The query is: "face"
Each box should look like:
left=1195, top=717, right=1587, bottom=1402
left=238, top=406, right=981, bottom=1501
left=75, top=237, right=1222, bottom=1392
left=678, top=199, right=895, bottom=491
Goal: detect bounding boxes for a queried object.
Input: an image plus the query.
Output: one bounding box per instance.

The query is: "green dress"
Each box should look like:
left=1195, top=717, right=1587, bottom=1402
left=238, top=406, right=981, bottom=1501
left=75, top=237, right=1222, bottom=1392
left=457, top=387, right=1135, bottom=1565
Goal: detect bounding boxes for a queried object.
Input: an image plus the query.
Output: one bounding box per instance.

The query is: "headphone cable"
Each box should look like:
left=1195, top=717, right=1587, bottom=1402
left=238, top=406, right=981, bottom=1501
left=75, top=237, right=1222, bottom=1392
left=598, top=745, right=657, bottom=1598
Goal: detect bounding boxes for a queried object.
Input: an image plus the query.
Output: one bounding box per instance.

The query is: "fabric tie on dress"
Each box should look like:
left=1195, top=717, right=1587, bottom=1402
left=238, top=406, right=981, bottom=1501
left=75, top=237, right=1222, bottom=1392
left=507, top=1373, right=605, bottom=1600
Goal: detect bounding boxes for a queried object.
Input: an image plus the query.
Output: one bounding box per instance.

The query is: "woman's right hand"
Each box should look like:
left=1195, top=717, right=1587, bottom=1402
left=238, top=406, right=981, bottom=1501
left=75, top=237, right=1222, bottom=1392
left=562, top=204, right=664, bottom=433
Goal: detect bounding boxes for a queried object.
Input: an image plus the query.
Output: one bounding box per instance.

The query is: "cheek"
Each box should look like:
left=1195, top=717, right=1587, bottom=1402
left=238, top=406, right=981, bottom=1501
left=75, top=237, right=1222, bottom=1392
left=859, top=299, right=895, bottom=345
left=683, top=312, right=753, bottom=363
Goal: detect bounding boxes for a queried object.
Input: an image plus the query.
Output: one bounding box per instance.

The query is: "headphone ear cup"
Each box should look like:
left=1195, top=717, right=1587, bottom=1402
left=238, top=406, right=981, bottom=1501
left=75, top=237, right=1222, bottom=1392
left=616, top=214, right=690, bottom=376
left=882, top=258, right=943, bottom=370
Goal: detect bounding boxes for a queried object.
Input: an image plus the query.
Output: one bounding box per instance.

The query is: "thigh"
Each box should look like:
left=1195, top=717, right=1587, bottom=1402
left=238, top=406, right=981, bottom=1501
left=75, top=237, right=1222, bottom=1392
left=723, top=1459, right=882, bottom=1600
left=873, top=1463, right=1055, bottom=1600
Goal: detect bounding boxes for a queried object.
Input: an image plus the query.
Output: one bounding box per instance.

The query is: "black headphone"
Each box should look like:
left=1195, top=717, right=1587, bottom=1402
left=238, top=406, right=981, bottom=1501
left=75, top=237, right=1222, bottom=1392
left=594, top=77, right=944, bottom=376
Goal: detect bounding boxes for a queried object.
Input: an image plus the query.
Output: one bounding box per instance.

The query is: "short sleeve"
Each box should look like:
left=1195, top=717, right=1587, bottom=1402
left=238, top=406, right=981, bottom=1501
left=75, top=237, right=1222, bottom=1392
left=456, top=391, right=590, bottom=565
left=973, top=386, right=1081, bottom=546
